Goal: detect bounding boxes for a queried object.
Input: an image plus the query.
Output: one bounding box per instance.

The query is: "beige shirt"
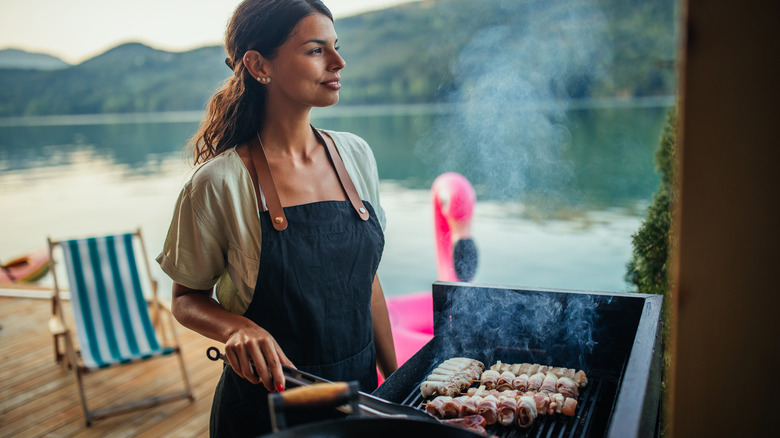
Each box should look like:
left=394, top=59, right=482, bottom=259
left=156, top=130, right=386, bottom=314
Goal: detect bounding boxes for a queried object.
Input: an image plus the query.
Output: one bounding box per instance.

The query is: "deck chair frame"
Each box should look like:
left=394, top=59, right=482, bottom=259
left=48, top=228, right=194, bottom=426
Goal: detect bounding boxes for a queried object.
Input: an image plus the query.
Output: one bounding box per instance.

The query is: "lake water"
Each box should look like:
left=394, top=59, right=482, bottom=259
left=0, top=100, right=672, bottom=297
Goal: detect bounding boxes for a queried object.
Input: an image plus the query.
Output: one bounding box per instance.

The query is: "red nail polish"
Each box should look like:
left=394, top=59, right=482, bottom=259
left=276, top=384, right=284, bottom=392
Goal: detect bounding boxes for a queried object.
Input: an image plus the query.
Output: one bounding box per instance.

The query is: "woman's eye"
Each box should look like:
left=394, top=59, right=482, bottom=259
left=310, top=48, right=323, bottom=54
left=335, top=45, right=340, bottom=52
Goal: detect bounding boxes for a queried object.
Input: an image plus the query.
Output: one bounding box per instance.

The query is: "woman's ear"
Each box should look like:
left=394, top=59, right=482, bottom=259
left=243, top=50, right=271, bottom=81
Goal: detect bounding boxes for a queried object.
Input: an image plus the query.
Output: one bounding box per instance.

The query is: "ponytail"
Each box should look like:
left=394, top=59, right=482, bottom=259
left=189, top=62, right=265, bottom=164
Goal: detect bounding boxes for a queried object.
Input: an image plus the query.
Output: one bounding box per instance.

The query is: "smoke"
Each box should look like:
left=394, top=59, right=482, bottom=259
left=432, top=285, right=609, bottom=370
left=418, top=0, right=612, bottom=204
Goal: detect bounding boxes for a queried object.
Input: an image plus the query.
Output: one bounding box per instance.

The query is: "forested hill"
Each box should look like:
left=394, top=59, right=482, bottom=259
left=0, top=0, right=677, bottom=117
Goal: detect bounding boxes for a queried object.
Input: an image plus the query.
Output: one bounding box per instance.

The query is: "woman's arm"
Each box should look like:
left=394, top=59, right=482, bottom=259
left=370, top=274, right=398, bottom=378
left=171, top=282, right=293, bottom=392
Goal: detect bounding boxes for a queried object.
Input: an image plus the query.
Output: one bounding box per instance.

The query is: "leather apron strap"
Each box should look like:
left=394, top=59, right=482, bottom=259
left=246, top=126, right=370, bottom=231
left=247, top=133, right=288, bottom=231
left=312, top=127, right=371, bottom=222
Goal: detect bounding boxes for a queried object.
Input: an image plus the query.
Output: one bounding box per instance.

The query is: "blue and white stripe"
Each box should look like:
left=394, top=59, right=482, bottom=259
left=61, top=234, right=171, bottom=369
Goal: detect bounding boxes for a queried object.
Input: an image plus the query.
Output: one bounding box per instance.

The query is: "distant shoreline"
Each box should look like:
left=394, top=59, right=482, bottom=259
left=0, top=96, right=675, bottom=127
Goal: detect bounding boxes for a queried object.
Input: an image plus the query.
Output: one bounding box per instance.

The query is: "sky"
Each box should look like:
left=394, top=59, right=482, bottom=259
left=0, top=0, right=420, bottom=64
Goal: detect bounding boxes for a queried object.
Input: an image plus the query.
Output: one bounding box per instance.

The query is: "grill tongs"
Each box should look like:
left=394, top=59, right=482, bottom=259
left=206, top=347, right=438, bottom=426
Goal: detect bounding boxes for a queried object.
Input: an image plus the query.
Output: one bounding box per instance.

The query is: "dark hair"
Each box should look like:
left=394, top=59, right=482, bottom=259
left=190, top=0, right=333, bottom=164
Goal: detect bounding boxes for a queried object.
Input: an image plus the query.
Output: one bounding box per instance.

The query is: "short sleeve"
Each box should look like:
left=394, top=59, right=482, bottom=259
left=156, top=178, right=228, bottom=291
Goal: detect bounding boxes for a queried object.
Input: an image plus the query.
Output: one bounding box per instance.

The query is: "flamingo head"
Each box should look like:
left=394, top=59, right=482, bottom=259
left=431, top=172, right=478, bottom=282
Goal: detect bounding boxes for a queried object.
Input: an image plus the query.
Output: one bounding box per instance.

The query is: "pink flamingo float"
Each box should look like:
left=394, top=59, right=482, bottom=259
left=383, top=172, right=478, bottom=377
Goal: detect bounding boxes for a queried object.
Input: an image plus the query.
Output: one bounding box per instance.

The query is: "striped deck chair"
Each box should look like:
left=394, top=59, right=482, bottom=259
left=48, top=229, right=193, bottom=426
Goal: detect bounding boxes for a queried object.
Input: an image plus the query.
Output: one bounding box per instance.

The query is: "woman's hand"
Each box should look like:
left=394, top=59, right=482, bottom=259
left=171, top=282, right=295, bottom=392
left=224, top=321, right=295, bottom=392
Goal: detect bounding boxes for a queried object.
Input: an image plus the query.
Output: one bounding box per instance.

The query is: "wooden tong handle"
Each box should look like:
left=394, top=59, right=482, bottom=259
left=274, top=381, right=356, bottom=410
left=268, top=381, right=360, bottom=431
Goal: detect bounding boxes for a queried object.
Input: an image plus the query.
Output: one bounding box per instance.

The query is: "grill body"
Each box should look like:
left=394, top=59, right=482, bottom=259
left=373, top=282, right=664, bottom=438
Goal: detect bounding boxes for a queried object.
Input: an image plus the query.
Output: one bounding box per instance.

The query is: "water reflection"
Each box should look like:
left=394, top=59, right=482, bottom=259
left=319, top=106, right=668, bottom=213
left=0, top=106, right=668, bottom=211
left=316, top=112, right=433, bottom=186
left=0, top=121, right=198, bottom=174
left=0, top=106, right=669, bottom=295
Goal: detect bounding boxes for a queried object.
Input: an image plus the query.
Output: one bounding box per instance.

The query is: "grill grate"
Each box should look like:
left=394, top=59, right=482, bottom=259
left=400, top=378, right=604, bottom=438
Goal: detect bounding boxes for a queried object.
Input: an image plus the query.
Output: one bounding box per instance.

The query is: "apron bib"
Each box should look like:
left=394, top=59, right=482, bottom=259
left=210, top=128, right=384, bottom=437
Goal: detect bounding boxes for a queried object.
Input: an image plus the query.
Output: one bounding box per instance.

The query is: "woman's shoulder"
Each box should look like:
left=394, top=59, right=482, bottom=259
left=178, top=147, right=257, bottom=235
left=321, top=129, right=374, bottom=163
left=322, top=129, right=369, bottom=149
left=186, top=148, right=245, bottom=192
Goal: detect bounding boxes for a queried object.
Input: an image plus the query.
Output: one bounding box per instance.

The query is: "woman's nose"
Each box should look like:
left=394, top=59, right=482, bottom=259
left=331, top=50, right=346, bottom=71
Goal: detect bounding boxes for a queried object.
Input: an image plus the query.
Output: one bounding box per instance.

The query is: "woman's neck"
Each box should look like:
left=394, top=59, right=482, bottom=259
left=259, top=109, right=318, bottom=159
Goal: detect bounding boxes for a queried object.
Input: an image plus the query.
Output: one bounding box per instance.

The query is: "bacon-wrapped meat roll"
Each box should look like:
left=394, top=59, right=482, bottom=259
left=561, top=397, right=578, bottom=416
left=573, top=370, right=588, bottom=388
left=488, top=362, right=587, bottom=387
left=512, top=373, right=529, bottom=392
left=467, top=386, right=501, bottom=400
left=517, top=363, right=531, bottom=375
left=442, top=415, right=487, bottom=435
left=425, top=396, right=451, bottom=418
left=529, top=391, right=549, bottom=415
left=461, top=395, right=482, bottom=416
left=481, top=369, right=501, bottom=390
left=421, top=357, right=484, bottom=397
left=527, top=372, right=545, bottom=391
left=444, top=414, right=486, bottom=428
left=497, top=393, right=517, bottom=426
left=548, top=393, right=565, bottom=415
left=516, top=395, right=538, bottom=428
left=477, top=394, right=499, bottom=425
left=496, top=371, right=515, bottom=391
left=556, top=376, right=579, bottom=399
left=490, top=360, right=505, bottom=372
left=539, top=372, right=559, bottom=394
left=420, top=381, right=461, bottom=397
left=420, top=381, right=440, bottom=398
left=442, top=395, right=468, bottom=418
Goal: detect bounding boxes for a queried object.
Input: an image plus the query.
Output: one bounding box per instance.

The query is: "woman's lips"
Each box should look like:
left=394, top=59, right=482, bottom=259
left=322, top=79, right=341, bottom=90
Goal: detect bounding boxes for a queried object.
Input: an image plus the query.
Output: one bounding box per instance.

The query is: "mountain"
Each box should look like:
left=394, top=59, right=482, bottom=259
left=0, top=0, right=677, bottom=117
left=0, top=48, right=71, bottom=71
left=0, top=43, right=229, bottom=116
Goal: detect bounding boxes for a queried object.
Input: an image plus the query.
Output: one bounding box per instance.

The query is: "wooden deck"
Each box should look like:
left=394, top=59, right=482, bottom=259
left=0, top=294, right=222, bottom=437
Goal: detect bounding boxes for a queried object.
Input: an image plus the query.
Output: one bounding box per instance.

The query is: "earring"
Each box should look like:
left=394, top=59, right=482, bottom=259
left=256, top=76, right=271, bottom=84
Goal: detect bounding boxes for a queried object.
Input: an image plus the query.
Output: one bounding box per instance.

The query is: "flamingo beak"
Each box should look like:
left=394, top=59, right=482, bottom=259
left=453, top=238, right=478, bottom=282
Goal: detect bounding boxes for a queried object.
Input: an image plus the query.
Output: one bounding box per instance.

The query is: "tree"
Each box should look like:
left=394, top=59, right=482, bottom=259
left=626, top=104, right=677, bottom=296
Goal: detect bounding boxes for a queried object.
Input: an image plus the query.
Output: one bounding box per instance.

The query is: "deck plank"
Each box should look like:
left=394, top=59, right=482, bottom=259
left=0, top=295, right=220, bottom=438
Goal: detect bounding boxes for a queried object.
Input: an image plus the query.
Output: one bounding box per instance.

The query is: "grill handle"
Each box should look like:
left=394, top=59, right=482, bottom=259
left=268, top=381, right=361, bottom=432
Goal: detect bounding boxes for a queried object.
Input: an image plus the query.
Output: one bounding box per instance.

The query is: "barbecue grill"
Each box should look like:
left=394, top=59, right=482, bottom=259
left=373, top=281, right=664, bottom=438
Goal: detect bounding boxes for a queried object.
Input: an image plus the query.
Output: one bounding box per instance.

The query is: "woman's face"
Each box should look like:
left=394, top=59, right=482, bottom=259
left=264, top=13, right=346, bottom=110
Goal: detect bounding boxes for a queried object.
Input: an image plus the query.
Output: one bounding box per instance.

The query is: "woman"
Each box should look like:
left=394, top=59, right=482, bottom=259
left=156, top=0, right=398, bottom=435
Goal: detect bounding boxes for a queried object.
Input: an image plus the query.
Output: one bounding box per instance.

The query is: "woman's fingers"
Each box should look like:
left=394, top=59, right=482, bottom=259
left=260, top=343, right=291, bottom=392
left=249, top=347, right=275, bottom=392
left=224, top=346, right=257, bottom=384
left=224, top=326, right=295, bottom=392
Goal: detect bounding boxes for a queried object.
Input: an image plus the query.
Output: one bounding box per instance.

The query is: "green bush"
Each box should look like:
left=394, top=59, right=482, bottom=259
left=626, top=104, right=677, bottom=296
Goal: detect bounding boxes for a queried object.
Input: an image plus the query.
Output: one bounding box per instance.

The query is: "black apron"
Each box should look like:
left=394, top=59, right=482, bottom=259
left=210, top=132, right=384, bottom=437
